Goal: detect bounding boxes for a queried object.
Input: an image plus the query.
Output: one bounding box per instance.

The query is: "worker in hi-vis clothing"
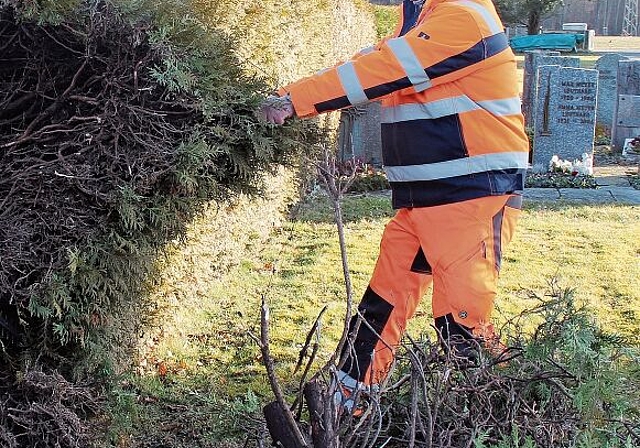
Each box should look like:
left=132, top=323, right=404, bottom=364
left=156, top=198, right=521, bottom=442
left=259, top=0, right=529, bottom=413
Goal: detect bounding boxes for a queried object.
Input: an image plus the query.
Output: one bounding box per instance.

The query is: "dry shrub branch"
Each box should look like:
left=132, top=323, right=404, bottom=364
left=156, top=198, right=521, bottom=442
left=0, top=368, right=100, bottom=448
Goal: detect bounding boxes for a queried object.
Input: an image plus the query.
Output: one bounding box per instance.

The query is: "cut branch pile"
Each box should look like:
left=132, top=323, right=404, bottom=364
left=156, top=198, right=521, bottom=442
left=257, top=292, right=640, bottom=447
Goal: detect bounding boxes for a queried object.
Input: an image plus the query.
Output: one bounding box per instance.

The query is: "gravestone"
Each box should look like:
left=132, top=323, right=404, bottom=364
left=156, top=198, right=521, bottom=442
left=532, top=66, right=598, bottom=167
left=612, top=59, right=640, bottom=151
left=522, top=51, right=580, bottom=127
left=338, top=102, right=382, bottom=166
left=595, top=54, right=630, bottom=129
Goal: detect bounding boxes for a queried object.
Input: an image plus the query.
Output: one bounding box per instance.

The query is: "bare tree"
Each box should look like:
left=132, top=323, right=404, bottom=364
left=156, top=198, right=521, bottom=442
left=495, top=0, right=564, bottom=34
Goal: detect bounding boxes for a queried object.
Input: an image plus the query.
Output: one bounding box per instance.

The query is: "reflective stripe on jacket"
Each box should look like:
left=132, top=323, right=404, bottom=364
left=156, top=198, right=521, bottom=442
left=282, top=0, right=529, bottom=208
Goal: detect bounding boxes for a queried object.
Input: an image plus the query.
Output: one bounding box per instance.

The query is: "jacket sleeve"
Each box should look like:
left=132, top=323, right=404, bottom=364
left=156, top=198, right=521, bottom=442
left=282, top=3, right=509, bottom=118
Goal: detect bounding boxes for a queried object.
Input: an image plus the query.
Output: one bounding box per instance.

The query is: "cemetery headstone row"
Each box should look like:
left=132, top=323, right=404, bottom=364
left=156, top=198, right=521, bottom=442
left=524, top=51, right=640, bottom=170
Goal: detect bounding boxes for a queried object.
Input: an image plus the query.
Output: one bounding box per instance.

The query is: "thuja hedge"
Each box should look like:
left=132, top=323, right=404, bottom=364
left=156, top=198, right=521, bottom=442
left=193, top=0, right=377, bottom=85
left=0, top=0, right=375, bottom=443
left=0, top=0, right=323, bottom=378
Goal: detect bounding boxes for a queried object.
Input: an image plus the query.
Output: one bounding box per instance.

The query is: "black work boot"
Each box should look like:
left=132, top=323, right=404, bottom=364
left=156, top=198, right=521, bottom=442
left=434, top=313, right=479, bottom=365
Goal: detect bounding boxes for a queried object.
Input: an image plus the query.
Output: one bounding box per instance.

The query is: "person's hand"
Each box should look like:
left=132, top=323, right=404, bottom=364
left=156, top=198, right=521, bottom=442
left=258, top=94, right=294, bottom=124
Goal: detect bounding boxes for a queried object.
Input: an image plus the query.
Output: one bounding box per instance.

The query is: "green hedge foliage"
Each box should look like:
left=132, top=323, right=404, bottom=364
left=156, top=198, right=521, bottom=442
left=0, top=0, right=375, bottom=445
left=0, top=0, right=376, bottom=380
left=192, top=0, right=376, bottom=85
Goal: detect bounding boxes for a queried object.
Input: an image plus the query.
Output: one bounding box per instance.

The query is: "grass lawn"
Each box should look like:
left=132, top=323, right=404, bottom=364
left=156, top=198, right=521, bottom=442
left=105, top=192, right=640, bottom=447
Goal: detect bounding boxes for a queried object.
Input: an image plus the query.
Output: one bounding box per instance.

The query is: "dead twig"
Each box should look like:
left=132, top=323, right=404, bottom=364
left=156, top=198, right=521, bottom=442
left=249, top=296, right=309, bottom=448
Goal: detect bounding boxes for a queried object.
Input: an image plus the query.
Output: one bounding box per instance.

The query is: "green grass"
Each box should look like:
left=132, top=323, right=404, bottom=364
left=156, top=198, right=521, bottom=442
left=101, top=192, right=640, bottom=447
left=371, top=4, right=400, bottom=40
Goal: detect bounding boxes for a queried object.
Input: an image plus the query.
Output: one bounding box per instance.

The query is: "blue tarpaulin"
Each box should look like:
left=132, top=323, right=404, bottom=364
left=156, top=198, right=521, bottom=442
left=509, top=33, right=585, bottom=52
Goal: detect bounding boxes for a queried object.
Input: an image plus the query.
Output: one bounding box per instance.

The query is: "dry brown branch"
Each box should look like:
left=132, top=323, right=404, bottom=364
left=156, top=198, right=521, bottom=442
left=292, top=306, right=326, bottom=418
left=251, top=296, right=309, bottom=448
left=313, top=144, right=359, bottom=365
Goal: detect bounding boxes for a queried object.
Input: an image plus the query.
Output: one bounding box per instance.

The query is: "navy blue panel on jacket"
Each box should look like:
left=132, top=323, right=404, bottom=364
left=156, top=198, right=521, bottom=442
left=365, top=78, right=413, bottom=100
left=426, top=33, right=509, bottom=79
left=381, top=115, right=467, bottom=166
left=399, top=0, right=423, bottom=37
left=389, top=169, right=525, bottom=208
left=315, top=96, right=352, bottom=114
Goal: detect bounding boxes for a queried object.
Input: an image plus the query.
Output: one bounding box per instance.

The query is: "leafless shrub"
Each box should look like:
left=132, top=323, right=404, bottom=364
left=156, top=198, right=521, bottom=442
left=257, top=286, right=640, bottom=448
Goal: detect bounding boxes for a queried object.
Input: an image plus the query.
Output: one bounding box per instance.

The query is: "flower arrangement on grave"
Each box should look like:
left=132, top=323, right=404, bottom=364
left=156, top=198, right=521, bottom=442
left=526, top=153, right=597, bottom=189
left=549, top=154, right=594, bottom=176
left=622, top=136, right=640, bottom=156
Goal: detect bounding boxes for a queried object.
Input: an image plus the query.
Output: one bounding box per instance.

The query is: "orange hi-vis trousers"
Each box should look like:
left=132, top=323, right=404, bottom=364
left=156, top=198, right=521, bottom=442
left=339, top=194, right=522, bottom=385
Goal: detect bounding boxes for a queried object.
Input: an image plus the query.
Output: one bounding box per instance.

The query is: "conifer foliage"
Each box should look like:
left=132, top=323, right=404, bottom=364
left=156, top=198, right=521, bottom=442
left=0, top=0, right=299, bottom=374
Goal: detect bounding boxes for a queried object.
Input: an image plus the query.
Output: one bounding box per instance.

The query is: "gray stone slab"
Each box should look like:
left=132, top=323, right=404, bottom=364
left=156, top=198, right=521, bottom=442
left=523, top=188, right=561, bottom=201
left=557, top=188, right=615, bottom=203
left=338, top=102, right=382, bottom=166
left=612, top=60, right=640, bottom=150
left=616, top=95, right=640, bottom=127
left=597, top=186, right=640, bottom=204
left=532, top=66, right=598, bottom=167
left=594, top=54, right=629, bottom=129
left=524, top=186, right=640, bottom=204
left=522, top=52, right=580, bottom=127
left=596, top=175, right=631, bottom=187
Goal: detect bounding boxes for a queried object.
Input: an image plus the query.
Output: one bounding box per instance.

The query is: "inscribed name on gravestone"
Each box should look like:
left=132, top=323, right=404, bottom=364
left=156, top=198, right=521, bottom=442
left=612, top=59, right=640, bottom=150
left=522, top=51, right=580, bottom=127
left=532, top=66, right=598, bottom=167
left=595, top=54, right=629, bottom=129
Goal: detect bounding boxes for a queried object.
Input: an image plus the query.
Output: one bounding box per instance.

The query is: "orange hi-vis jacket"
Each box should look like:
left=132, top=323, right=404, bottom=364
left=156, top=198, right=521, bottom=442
left=281, top=0, right=529, bottom=208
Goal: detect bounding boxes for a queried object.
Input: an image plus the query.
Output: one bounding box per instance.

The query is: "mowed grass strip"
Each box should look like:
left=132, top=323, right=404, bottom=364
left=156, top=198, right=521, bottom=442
left=142, top=193, right=640, bottom=389
left=111, top=193, right=640, bottom=446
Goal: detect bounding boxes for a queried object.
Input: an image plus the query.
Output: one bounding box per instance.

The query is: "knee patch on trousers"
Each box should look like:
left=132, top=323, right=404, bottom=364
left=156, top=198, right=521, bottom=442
left=341, top=286, right=394, bottom=382
left=410, top=247, right=432, bottom=274
left=434, top=313, right=474, bottom=341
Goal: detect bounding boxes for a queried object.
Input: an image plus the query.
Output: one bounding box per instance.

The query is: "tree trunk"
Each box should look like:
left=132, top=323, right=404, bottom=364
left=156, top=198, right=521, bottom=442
left=528, top=10, right=541, bottom=34
left=263, top=401, right=307, bottom=448
left=304, top=380, right=339, bottom=448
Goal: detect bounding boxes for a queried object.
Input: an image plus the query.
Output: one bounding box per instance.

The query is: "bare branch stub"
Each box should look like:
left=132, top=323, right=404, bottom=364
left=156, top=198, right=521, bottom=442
left=258, top=296, right=309, bottom=448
